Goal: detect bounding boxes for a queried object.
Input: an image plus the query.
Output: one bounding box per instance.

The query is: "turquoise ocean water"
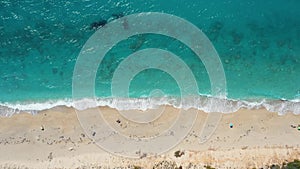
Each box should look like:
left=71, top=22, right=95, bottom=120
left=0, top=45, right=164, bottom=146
left=0, top=0, right=299, bottom=115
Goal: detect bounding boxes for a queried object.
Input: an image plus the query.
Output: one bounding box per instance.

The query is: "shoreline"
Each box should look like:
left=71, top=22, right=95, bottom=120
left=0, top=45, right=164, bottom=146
left=0, top=106, right=300, bottom=168
left=1, top=96, right=300, bottom=117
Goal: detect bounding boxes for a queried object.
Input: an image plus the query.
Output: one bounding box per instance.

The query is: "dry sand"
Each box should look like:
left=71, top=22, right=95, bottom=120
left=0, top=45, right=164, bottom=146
left=0, top=106, right=299, bottom=169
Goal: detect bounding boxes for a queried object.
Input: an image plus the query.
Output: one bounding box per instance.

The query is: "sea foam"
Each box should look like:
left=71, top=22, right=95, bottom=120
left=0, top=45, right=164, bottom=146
left=0, top=96, right=299, bottom=117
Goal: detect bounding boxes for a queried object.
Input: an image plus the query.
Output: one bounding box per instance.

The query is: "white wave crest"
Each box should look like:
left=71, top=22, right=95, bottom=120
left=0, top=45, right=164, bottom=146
left=0, top=96, right=299, bottom=117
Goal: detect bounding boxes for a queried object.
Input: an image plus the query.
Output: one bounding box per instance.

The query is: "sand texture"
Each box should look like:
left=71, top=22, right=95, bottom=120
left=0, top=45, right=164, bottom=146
left=0, top=106, right=300, bottom=169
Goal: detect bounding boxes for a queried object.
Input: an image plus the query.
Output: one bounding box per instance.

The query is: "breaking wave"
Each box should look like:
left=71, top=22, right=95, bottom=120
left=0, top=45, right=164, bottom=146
left=0, top=96, right=299, bottom=117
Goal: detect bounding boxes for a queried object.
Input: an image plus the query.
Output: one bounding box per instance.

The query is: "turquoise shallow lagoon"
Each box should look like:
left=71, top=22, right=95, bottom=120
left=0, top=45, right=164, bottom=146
left=0, top=0, right=299, bottom=115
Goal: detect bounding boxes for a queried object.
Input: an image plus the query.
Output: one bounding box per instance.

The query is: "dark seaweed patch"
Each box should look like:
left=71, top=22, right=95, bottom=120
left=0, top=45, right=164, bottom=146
left=207, top=21, right=224, bottom=41
left=52, top=67, right=58, bottom=74
left=230, top=30, right=244, bottom=45
left=90, top=20, right=107, bottom=30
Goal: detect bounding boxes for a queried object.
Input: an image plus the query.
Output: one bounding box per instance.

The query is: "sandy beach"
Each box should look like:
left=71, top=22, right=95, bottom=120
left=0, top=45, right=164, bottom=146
left=0, top=106, right=299, bottom=169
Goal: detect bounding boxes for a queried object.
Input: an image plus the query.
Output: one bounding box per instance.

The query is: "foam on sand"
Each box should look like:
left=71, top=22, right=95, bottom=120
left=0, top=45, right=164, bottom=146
left=0, top=96, right=299, bottom=117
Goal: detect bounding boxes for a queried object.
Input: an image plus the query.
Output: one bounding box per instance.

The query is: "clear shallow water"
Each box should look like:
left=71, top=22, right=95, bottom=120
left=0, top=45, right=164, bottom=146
left=0, top=0, right=300, bottom=115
